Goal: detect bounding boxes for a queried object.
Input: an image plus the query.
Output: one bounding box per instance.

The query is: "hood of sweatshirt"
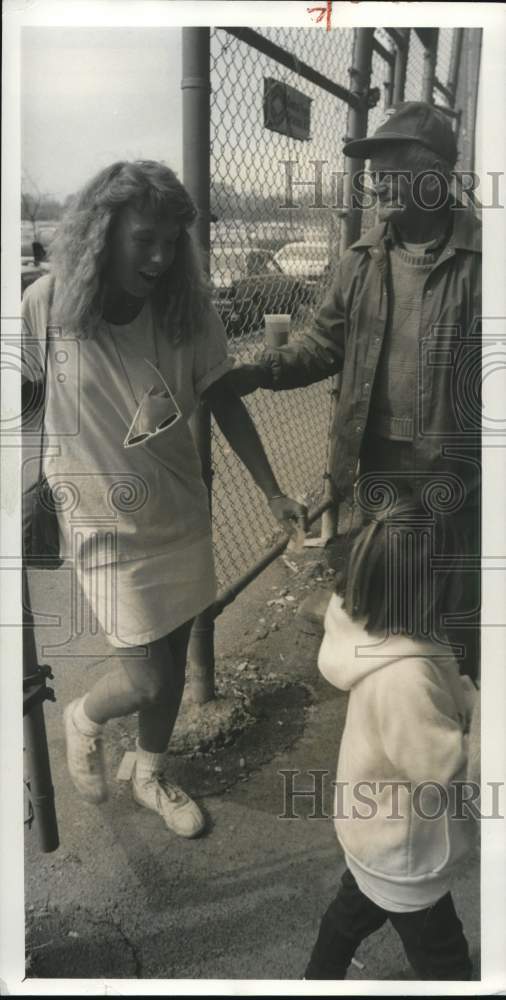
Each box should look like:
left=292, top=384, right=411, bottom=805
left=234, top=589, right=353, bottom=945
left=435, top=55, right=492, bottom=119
left=318, top=593, right=457, bottom=693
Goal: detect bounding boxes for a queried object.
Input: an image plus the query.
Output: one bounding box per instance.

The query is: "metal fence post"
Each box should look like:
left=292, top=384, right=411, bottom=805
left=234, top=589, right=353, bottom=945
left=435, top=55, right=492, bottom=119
left=182, top=28, right=215, bottom=704
left=421, top=28, right=439, bottom=103
left=392, top=29, right=410, bottom=104
left=343, top=28, right=374, bottom=248
left=447, top=28, right=464, bottom=107
left=384, top=47, right=395, bottom=108
left=321, top=28, right=373, bottom=540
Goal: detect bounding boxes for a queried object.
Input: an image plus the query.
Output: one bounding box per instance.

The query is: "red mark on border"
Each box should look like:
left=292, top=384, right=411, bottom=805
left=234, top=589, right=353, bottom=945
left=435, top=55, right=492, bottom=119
left=307, top=0, right=333, bottom=31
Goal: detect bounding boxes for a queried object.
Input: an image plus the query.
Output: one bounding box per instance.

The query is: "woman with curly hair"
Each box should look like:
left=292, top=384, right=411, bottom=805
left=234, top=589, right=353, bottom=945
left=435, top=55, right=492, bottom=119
left=22, top=160, right=306, bottom=838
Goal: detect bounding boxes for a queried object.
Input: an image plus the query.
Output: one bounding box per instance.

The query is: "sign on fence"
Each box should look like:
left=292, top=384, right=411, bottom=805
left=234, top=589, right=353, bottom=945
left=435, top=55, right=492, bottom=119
left=263, top=78, right=311, bottom=141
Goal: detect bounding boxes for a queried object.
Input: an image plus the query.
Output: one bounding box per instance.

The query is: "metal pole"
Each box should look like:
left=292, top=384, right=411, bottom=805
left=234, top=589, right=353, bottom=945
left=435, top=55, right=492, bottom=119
left=320, top=476, right=338, bottom=542
left=370, top=35, right=395, bottom=108
left=468, top=30, right=483, bottom=175
left=447, top=28, right=464, bottom=107
left=224, top=27, right=359, bottom=109
left=23, top=568, right=59, bottom=852
left=342, top=28, right=374, bottom=248
left=182, top=28, right=215, bottom=704
left=384, top=42, right=395, bottom=108
left=421, top=28, right=439, bottom=103
left=392, top=29, right=410, bottom=104
left=385, top=27, right=408, bottom=50
left=322, top=28, right=374, bottom=541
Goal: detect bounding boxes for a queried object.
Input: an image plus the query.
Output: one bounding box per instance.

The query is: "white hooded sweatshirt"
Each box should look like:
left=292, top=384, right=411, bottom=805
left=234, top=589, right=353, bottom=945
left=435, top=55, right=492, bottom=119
left=319, top=594, right=477, bottom=912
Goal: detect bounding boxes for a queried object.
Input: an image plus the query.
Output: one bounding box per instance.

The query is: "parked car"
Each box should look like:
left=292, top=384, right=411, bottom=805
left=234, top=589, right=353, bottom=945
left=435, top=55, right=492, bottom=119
left=211, top=242, right=326, bottom=337
left=273, top=241, right=330, bottom=280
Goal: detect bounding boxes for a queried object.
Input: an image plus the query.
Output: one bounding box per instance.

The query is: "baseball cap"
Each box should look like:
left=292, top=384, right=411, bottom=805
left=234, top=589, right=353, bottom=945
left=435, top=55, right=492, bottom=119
left=343, top=101, right=458, bottom=166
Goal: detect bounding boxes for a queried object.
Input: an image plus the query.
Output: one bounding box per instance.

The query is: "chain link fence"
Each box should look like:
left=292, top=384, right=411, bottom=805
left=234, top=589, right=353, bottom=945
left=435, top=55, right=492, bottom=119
left=210, top=27, right=354, bottom=588
left=208, top=26, right=476, bottom=594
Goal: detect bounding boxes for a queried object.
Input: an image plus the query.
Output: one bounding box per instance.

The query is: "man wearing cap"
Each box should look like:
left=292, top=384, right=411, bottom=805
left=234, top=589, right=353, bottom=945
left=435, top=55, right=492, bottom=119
left=228, top=102, right=481, bottom=679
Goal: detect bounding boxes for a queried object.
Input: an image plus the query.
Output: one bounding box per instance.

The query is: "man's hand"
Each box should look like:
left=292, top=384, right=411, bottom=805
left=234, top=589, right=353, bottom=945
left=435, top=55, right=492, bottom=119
left=224, top=364, right=265, bottom=397
left=268, top=493, right=308, bottom=537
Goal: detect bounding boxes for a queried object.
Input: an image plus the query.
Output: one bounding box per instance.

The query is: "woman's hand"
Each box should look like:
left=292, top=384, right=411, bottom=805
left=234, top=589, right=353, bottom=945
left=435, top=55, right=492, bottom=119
left=268, top=493, right=308, bottom=536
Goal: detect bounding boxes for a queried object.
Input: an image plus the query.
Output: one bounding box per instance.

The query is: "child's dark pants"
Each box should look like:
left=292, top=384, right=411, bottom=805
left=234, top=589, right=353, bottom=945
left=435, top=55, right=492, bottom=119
left=305, top=868, right=473, bottom=980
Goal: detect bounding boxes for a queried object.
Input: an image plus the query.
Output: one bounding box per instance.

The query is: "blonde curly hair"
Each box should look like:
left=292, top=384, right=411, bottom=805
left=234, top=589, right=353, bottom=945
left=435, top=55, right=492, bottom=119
left=49, top=160, right=211, bottom=340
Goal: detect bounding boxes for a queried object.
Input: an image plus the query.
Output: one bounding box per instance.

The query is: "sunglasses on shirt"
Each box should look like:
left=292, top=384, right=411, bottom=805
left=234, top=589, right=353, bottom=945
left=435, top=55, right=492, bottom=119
left=123, top=362, right=182, bottom=448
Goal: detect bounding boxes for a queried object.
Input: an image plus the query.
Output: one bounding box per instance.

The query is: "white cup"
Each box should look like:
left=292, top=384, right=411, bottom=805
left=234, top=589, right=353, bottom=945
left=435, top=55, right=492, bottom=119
left=264, top=313, right=291, bottom=347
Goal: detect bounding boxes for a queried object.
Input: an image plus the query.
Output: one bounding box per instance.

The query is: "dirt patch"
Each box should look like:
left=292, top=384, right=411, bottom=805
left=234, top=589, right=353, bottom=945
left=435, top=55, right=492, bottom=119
left=109, top=656, right=314, bottom=798
left=25, top=905, right=141, bottom=978
left=172, top=678, right=314, bottom=798
left=107, top=543, right=351, bottom=797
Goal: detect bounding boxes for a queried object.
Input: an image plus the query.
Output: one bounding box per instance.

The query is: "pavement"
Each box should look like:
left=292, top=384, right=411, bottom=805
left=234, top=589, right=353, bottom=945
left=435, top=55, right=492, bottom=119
left=23, top=542, right=480, bottom=985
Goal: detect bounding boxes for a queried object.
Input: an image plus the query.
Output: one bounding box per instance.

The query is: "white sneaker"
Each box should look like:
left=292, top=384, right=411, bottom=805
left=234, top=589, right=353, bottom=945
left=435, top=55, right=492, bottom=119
left=63, top=699, right=108, bottom=804
left=132, top=766, right=205, bottom=838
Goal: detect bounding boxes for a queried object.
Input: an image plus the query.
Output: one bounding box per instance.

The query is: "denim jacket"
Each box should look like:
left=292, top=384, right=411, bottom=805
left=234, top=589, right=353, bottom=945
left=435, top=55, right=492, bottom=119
left=252, top=209, right=482, bottom=506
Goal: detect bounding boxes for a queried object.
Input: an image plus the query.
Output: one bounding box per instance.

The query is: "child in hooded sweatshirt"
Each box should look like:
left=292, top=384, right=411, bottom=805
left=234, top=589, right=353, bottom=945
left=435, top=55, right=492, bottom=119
left=305, top=500, right=478, bottom=981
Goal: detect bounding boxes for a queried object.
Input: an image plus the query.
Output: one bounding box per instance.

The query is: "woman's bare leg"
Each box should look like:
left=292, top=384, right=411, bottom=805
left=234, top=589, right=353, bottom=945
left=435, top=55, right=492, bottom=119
left=64, top=620, right=201, bottom=827
left=83, top=620, right=192, bottom=752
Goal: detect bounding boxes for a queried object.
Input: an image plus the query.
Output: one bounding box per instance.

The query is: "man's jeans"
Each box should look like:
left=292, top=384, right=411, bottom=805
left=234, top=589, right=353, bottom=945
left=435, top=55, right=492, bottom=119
left=305, top=868, right=473, bottom=980
left=352, top=432, right=481, bottom=680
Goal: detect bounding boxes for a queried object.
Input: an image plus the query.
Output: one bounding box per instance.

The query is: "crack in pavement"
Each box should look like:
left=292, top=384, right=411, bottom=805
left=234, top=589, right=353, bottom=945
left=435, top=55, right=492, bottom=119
left=110, top=918, right=143, bottom=978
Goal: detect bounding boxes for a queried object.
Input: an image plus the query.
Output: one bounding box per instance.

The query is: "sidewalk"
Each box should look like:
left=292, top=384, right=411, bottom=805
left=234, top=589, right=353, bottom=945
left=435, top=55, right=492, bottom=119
left=24, top=548, right=480, bottom=982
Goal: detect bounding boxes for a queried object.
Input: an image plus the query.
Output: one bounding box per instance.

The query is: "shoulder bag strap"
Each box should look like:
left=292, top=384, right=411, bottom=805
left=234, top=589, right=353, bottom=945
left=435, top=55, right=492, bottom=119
left=38, top=278, right=56, bottom=483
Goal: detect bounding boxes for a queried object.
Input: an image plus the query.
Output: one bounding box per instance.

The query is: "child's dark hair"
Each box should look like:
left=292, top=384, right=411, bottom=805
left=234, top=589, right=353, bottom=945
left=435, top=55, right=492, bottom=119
left=339, top=499, right=463, bottom=639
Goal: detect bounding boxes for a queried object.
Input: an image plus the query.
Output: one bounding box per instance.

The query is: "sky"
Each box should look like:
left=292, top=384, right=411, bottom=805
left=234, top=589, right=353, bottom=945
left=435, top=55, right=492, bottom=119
left=21, top=27, right=183, bottom=200
left=19, top=21, right=352, bottom=208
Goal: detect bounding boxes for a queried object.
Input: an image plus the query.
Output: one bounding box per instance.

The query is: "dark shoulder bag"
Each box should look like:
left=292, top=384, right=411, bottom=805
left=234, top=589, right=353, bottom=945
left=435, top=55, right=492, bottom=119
left=22, top=286, right=63, bottom=569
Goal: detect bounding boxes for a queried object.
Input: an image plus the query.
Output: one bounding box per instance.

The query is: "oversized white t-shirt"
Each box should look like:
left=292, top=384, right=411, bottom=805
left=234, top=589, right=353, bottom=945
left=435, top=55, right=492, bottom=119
left=22, top=275, right=232, bottom=647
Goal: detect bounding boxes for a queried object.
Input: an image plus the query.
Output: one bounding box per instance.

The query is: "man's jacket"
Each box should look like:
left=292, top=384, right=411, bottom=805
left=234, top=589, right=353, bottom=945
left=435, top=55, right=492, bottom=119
left=250, top=209, right=481, bottom=505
